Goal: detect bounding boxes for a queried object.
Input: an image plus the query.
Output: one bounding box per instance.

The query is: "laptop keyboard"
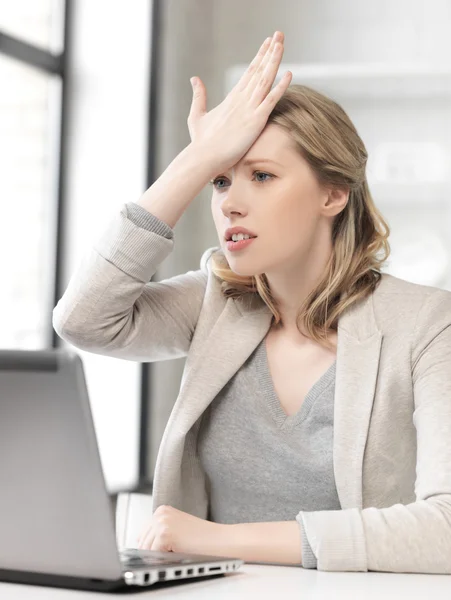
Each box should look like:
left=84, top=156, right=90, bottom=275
left=119, top=549, right=193, bottom=568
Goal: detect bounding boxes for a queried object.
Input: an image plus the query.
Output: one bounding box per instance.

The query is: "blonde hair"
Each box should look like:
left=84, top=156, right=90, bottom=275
left=210, top=85, right=391, bottom=351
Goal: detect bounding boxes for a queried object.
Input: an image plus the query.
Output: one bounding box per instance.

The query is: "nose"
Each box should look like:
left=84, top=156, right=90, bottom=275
left=219, top=182, right=248, bottom=218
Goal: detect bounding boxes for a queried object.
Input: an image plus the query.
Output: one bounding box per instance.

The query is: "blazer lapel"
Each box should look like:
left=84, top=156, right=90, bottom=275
left=169, top=298, right=274, bottom=436
left=334, top=292, right=383, bottom=510
left=152, top=284, right=383, bottom=515
left=151, top=297, right=273, bottom=513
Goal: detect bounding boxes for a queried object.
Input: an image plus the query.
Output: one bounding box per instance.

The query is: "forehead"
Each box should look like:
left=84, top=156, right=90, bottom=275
left=232, top=124, right=297, bottom=171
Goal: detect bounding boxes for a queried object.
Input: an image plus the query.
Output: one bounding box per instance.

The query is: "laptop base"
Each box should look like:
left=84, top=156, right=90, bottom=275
left=0, top=567, right=228, bottom=594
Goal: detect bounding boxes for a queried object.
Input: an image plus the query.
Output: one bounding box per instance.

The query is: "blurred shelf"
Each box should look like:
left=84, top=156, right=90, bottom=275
left=369, top=181, right=451, bottom=205
left=226, top=63, right=451, bottom=99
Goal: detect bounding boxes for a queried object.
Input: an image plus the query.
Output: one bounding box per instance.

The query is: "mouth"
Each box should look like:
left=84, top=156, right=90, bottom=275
left=225, top=236, right=257, bottom=252
left=224, top=233, right=257, bottom=242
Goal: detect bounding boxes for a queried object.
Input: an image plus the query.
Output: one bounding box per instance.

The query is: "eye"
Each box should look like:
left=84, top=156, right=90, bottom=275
left=208, top=171, right=274, bottom=190
left=254, top=172, right=273, bottom=184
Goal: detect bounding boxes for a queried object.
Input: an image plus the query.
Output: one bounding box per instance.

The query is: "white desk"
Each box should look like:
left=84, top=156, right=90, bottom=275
left=1, top=564, right=451, bottom=599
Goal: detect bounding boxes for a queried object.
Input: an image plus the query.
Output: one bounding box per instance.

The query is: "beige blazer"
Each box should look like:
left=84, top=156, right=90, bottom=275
left=53, top=205, right=451, bottom=574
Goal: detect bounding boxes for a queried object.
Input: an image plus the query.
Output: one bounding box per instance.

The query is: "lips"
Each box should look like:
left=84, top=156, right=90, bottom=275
left=226, top=236, right=257, bottom=251
left=224, top=228, right=258, bottom=241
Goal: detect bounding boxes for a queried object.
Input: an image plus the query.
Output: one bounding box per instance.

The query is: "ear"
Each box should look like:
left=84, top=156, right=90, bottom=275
left=325, top=186, right=349, bottom=216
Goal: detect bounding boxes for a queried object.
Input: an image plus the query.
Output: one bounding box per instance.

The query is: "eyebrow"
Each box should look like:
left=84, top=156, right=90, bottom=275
left=241, top=158, right=283, bottom=167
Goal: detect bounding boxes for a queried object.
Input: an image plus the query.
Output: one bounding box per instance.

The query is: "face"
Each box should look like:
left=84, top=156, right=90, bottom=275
left=210, top=123, right=336, bottom=277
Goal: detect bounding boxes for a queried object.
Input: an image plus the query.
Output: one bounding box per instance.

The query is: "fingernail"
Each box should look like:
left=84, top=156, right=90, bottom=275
left=190, top=77, right=197, bottom=87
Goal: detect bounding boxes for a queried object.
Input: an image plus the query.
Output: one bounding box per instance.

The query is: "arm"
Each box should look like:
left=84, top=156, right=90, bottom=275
left=221, top=521, right=303, bottom=566
left=220, top=520, right=320, bottom=567
left=52, top=143, right=219, bottom=362
left=218, top=290, right=451, bottom=573
left=296, top=289, right=451, bottom=573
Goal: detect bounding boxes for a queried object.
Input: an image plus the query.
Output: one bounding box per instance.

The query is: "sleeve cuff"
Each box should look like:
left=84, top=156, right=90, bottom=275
left=298, top=508, right=368, bottom=572
left=125, top=202, right=174, bottom=239
left=297, top=515, right=318, bottom=569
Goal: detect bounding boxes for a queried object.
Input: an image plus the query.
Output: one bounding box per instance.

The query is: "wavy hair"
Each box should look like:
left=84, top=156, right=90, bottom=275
left=210, top=84, right=391, bottom=351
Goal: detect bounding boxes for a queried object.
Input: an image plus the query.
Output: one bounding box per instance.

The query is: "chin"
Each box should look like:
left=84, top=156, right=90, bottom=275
left=230, top=268, right=255, bottom=277
left=227, top=261, right=263, bottom=278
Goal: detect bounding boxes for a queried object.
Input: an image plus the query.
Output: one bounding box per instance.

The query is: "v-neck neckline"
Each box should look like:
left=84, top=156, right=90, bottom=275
left=255, top=338, right=337, bottom=431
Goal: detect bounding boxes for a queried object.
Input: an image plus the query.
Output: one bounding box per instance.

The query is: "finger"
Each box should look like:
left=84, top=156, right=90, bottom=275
left=136, top=519, right=154, bottom=548
left=187, top=76, right=207, bottom=123
left=246, top=32, right=284, bottom=99
left=256, top=70, right=292, bottom=115
left=141, top=525, right=156, bottom=550
left=233, top=36, right=272, bottom=94
left=249, top=40, right=284, bottom=106
left=244, top=34, right=278, bottom=96
left=150, top=534, right=166, bottom=552
left=136, top=530, right=145, bottom=547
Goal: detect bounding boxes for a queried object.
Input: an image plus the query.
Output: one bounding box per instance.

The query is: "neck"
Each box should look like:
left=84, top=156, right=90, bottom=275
left=265, top=229, right=334, bottom=338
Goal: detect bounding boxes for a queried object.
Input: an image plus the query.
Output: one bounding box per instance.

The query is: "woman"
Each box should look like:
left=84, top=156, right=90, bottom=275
left=53, top=31, right=451, bottom=573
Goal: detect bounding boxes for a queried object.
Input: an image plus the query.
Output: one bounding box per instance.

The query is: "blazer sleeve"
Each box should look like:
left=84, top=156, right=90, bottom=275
left=299, top=521, right=318, bottom=569
left=52, top=202, right=219, bottom=362
left=296, top=288, right=451, bottom=573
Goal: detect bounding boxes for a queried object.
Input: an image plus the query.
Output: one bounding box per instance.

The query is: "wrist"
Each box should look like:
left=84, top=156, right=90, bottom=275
left=135, top=141, right=214, bottom=228
left=214, top=522, right=240, bottom=557
left=182, top=141, right=221, bottom=180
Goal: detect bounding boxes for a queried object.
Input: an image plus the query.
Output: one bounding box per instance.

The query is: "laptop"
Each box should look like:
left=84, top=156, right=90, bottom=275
left=0, top=348, right=244, bottom=592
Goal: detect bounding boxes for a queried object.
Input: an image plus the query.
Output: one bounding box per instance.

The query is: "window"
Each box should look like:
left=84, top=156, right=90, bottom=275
left=0, top=53, right=61, bottom=348
left=0, top=0, right=65, bottom=52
